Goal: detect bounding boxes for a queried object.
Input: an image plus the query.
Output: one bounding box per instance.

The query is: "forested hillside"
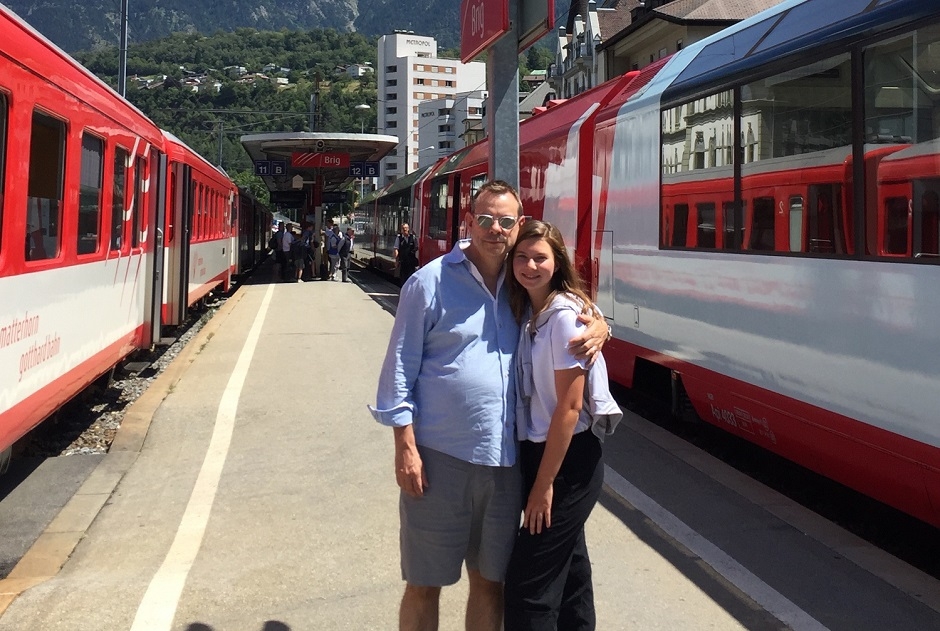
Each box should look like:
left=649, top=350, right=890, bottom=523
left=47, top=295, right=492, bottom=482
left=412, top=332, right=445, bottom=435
left=6, top=0, right=572, bottom=53
left=75, top=27, right=552, bottom=201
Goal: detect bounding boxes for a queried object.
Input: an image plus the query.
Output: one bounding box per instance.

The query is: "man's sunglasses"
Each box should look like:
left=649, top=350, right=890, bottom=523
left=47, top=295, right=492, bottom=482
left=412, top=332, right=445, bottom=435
left=474, top=214, right=519, bottom=230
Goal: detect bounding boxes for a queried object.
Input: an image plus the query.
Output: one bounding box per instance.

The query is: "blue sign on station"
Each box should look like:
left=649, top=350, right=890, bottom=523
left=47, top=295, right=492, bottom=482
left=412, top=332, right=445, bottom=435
left=253, top=160, right=271, bottom=176
left=349, top=161, right=380, bottom=178
left=271, top=160, right=288, bottom=176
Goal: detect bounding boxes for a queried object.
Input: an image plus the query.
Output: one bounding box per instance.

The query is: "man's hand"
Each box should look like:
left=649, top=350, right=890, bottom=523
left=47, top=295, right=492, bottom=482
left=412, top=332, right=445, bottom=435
left=568, top=312, right=610, bottom=364
left=394, top=426, right=428, bottom=497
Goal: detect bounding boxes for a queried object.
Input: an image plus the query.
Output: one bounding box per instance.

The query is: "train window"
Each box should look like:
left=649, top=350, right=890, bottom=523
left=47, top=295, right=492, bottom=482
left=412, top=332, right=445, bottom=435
left=722, top=202, right=743, bottom=250
left=915, top=189, right=939, bottom=259
left=788, top=196, right=804, bottom=253
left=672, top=204, right=688, bottom=247
left=132, top=157, right=144, bottom=248
left=77, top=133, right=104, bottom=255
left=864, top=24, right=940, bottom=145
left=696, top=203, right=716, bottom=248
left=741, top=55, right=851, bottom=162
left=808, top=184, right=845, bottom=253
left=883, top=197, right=910, bottom=255
left=428, top=179, right=448, bottom=240
left=749, top=198, right=776, bottom=251
left=111, top=148, right=128, bottom=251
left=0, top=93, right=6, bottom=252
left=470, top=175, right=486, bottom=200
left=26, top=112, right=65, bottom=261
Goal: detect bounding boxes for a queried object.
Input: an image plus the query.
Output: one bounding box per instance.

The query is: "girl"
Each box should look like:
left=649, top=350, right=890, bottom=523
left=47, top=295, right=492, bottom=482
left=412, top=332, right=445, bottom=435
left=503, top=220, right=617, bottom=630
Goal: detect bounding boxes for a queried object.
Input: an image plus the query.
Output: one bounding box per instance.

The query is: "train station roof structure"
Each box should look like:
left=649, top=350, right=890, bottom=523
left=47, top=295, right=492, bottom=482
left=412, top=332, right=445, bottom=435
left=240, top=131, right=399, bottom=207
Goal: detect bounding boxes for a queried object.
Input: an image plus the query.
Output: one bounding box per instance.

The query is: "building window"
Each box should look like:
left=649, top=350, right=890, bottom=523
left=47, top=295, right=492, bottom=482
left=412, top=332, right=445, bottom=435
left=417, top=78, right=425, bottom=85
left=387, top=162, right=398, bottom=171
left=386, top=92, right=397, bottom=101
left=386, top=107, right=397, bottom=115
left=387, top=120, right=397, bottom=128
left=386, top=65, right=397, bottom=73
left=386, top=79, right=397, bottom=87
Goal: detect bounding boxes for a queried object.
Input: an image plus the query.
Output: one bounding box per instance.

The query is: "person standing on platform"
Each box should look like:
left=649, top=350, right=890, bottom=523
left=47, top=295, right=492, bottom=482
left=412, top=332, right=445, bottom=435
left=393, top=223, right=419, bottom=284
left=369, top=181, right=610, bottom=631
left=327, top=224, right=343, bottom=280
left=339, top=227, right=354, bottom=282
left=273, top=223, right=286, bottom=278
left=280, top=227, right=295, bottom=281
left=502, top=220, right=620, bottom=630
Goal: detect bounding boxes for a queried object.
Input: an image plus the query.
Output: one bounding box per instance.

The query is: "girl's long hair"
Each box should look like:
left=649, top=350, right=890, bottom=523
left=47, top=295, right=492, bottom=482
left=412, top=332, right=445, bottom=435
left=507, top=220, right=597, bottom=325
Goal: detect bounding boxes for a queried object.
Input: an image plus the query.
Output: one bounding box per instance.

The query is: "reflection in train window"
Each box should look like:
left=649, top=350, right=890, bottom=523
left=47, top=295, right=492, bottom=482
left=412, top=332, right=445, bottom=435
left=789, top=196, right=804, bottom=253
left=723, top=201, right=743, bottom=250
left=915, top=189, right=939, bottom=258
left=78, top=133, right=104, bottom=255
left=112, top=147, right=127, bottom=251
left=672, top=204, right=688, bottom=247
left=696, top=203, right=716, bottom=248
left=749, top=198, right=776, bottom=251
left=808, top=184, right=844, bottom=253
left=27, top=111, right=65, bottom=261
left=882, top=197, right=909, bottom=255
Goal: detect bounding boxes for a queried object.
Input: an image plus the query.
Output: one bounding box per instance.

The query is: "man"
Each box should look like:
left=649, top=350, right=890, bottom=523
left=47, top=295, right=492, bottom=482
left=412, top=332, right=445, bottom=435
left=327, top=224, right=343, bottom=281
left=339, top=227, right=355, bottom=282
left=370, top=181, right=609, bottom=631
left=280, top=226, right=295, bottom=281
left=393, top=223, right=419, bottom=284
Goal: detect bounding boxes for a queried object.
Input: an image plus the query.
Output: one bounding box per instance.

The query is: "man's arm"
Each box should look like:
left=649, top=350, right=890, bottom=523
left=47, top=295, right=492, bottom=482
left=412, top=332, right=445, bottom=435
left=368, top=279, right=430, bottom=493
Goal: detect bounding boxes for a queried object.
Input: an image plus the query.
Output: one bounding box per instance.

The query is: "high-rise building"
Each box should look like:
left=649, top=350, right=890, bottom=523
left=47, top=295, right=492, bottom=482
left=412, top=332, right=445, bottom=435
left=377, top=31, right=486, bottom=186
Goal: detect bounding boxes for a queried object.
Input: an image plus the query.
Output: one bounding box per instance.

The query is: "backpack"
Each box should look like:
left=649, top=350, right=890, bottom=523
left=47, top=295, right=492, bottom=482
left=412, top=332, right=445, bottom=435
left=338, top=235, right=351, bottom=257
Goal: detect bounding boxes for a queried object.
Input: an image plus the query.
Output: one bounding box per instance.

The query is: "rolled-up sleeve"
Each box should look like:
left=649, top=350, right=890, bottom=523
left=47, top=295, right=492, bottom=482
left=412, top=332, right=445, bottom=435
left=368, top=276, right=431, bottom=427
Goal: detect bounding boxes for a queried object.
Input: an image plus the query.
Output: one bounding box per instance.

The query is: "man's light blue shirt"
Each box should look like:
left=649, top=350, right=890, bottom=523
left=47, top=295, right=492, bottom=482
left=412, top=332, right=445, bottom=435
left=369, top=240, right=519, bottom=466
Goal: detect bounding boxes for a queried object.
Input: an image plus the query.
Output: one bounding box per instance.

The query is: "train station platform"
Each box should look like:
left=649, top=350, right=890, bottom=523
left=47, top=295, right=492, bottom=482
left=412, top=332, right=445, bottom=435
left=1, top=259, right=939, bottom=630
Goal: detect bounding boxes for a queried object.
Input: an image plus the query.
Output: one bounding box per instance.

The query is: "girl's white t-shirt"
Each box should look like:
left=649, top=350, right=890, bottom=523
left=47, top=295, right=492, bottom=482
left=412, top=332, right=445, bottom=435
left=524, top=294, right=591, bottom=442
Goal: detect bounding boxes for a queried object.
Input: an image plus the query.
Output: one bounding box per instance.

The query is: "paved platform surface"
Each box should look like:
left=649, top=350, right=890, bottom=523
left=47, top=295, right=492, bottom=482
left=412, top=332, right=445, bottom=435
left=1, top=261, right=938, bottom=630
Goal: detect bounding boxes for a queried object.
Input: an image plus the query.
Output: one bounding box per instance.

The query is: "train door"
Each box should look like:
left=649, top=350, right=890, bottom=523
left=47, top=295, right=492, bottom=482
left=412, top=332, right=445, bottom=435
left=449, top=174, right=462, bottom=245
left=164, top=162, right=192, bottom=326
left=144, top=151, right=167, bottom=345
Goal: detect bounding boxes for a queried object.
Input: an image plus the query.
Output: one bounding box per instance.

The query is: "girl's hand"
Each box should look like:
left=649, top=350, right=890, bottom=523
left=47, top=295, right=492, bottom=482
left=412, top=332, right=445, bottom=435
left=522, top=483, right=553, bottom=534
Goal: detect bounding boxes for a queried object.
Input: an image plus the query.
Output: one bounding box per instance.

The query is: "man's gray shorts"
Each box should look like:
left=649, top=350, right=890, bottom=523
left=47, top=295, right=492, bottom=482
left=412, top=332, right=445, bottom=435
left=400, top=446, right=522, bottom=586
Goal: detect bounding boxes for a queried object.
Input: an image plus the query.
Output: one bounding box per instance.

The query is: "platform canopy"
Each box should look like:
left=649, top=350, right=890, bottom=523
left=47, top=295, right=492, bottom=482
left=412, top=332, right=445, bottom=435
left=240, top=131, right=399, bottom=201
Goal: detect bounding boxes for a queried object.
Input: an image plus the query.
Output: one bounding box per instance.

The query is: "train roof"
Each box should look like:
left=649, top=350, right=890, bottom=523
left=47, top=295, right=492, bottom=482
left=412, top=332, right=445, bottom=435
left=660, top=0, right=940, bottom=104
left=0, top=4, right=162, bottom=138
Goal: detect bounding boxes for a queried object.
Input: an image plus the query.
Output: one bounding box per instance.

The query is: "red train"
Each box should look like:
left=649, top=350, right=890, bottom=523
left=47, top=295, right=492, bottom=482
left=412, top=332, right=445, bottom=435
left=0, top=6, right=270, bottom=468
left=358, top=0, right=940, bottom=527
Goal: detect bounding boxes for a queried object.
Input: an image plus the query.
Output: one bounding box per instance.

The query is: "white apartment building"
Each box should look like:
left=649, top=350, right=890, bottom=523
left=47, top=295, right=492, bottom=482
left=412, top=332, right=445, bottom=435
left=377, top=31, right=486, bottom=186
left=416, top=90, right=488, bottom=169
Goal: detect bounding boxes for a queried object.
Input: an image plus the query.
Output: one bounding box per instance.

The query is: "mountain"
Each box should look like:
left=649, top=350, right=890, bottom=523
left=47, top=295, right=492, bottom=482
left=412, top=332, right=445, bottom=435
left=5, top=0, right=571, bottom=54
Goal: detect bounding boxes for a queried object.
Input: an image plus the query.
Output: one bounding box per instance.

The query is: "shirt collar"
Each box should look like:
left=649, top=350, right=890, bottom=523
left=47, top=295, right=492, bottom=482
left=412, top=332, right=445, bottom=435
left=445, top=239, right=507, bottom=293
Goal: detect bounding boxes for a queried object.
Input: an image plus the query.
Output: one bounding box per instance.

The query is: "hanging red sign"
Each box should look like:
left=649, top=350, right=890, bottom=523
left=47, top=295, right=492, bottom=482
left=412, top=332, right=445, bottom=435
left=291, top=152, right=350, bottom=168
left=460, top=0, right=510, bottom=63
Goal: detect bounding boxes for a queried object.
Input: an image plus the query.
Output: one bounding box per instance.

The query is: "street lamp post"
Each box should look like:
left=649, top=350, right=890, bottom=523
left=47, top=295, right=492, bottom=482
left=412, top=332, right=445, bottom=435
left=355, top=103, right=371, bottom=133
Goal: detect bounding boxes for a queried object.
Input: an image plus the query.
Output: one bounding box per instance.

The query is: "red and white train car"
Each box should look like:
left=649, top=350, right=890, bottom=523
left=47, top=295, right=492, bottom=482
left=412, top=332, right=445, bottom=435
left=0, top=6, right=265, bottom=468
left=592, top=0, right=940, bottom=526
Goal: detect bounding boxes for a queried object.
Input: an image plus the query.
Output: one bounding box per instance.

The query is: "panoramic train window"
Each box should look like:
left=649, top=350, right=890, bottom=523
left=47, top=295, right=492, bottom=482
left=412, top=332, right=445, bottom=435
left=77, top=134, right=104, bottom=255
left=865, top=24, right=940, bottom=261
left=740, top=54, right=851, bottom=254
left=27, top=111, right=65, bottom=261
left=660, top=90, right=735, bottom=249
left=111, top=148, right=128, bottom=251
